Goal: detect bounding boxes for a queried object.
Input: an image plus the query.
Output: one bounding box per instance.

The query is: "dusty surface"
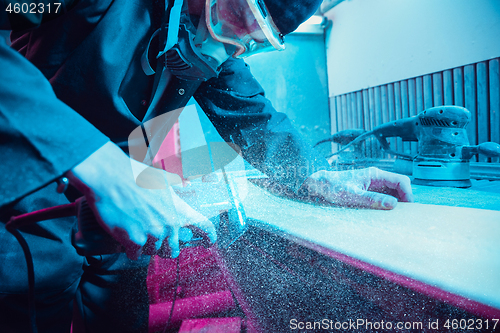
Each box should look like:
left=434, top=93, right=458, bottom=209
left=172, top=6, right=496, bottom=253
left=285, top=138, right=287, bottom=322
left=242, top=181, right=500, bottom=310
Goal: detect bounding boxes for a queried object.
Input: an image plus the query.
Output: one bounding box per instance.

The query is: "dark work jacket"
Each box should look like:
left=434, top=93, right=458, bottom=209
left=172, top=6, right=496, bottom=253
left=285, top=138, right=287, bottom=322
left=0, top=0, right=329, bottom=209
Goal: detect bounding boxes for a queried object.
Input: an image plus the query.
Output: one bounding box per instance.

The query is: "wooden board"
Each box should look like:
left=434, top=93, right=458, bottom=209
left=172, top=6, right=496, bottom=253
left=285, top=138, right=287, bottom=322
left=242, top=182, right=500, bottom=312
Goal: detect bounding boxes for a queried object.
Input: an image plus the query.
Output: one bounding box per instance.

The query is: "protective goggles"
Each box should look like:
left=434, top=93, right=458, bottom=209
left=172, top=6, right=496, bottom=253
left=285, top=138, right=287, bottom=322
left=205, top=0, right=285, bottom=58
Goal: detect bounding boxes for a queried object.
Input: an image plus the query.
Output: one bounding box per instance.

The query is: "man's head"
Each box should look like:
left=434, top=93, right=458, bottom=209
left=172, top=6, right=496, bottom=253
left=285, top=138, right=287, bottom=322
left=190, top=0, right=322, bottom=58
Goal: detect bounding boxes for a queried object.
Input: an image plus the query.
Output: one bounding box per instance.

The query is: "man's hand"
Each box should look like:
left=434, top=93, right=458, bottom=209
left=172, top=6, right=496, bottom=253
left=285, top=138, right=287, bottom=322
left=300, top=167, right=413, bottom=210
left=67, top=142, right=217, bottom=259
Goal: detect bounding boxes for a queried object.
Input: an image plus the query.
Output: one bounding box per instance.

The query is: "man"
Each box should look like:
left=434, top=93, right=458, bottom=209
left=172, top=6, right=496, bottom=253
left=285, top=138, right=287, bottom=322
left=0, top=0, right=413, bottom=332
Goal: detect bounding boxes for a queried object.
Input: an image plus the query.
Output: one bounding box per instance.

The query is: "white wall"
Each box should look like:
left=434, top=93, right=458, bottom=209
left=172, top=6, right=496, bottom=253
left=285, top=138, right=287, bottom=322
left=325, top=0, right=500, bottom=97
left=245, top=34, right=331, bottom=154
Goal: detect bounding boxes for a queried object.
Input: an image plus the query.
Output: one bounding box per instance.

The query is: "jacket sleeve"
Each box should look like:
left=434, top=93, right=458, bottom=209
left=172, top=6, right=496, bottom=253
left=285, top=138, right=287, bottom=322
left=194, top=57, right=330, bottom=193
left=0, top=39, right=109, bottom=208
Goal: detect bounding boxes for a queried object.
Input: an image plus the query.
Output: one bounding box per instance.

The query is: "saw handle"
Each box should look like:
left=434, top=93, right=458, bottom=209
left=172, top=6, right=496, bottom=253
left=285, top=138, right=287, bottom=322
left=477, top=142, right=500, bottom=157
left=8, top=197, right=212, bottom=258
left=372, top=116, right=419, bottom=144
left=7, top=202, right=77, bottom=230
left=462, top=142, right=500, bottom=160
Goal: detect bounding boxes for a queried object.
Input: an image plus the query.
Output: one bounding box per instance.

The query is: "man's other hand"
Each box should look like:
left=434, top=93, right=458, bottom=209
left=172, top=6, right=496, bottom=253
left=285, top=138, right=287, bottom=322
left=301, top=167, right=414, bottom=210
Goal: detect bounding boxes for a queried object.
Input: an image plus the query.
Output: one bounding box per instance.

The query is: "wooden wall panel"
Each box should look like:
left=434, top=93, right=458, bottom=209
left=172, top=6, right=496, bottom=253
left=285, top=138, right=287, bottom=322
left=374, top=86, right=383, bottom=158
left=477, top=62, right=489, bottom=162
left=415, top=77, right=424, bottom=113
left=490, top=59, right=500, bottom=163
left=423, top=75, right=433, bottom=109
left=362, top=89, right=370, bottom=157
left=387, top=83, right=397, bottom=153
left=408, top=79, right=418, bottom=155
left=346, top=93, right=353, bottom=130
left=453, top=67, right=464, bottom=107
left=380, top=85, right=389, bottom=157
left=394, top=81, right=403, bottom=155
left=356, top=91, right=363, bottom=129
left=368, top=88, right=376, bottom=158
left=350, top=92, right=357, bottom=131
left=341, top=94, right=348, bottom=132
left=335, top=96, right=342, bottom=132
left=432, top=73, right=443, bottom=107
left=464, top=64, right=477, bottom=158
left=327, top=58, right=500, bottom=165
left=443, top=70, right=453, bottom=105
left=330, top=96, right=339, bottom=154
left=381, top=85, right=389, bottom=124
left=400, top=80, right=410, bottom=155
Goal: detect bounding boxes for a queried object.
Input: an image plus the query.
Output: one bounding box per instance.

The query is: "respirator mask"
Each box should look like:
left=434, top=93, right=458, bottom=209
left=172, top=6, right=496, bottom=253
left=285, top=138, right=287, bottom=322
left=141, top=7, right=228, bottom=81
left=141, top=0, right=285, bottom=81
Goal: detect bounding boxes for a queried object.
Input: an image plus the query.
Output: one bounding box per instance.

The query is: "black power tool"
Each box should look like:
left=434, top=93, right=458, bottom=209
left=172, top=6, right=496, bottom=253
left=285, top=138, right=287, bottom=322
left=326, top=106, right=500, bottom=188
left=315, top=129, right=366, bottom=157
left=7, top=196, right=213, bottom=257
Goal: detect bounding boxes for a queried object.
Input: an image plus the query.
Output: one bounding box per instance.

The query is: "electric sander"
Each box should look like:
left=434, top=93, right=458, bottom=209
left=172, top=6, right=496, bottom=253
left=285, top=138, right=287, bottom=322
left=325, top=105, right=500, bottom=188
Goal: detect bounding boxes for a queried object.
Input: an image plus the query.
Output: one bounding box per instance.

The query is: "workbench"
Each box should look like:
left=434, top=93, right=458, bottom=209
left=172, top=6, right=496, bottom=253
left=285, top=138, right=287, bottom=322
left=214, top=178, right=500, bottom=332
